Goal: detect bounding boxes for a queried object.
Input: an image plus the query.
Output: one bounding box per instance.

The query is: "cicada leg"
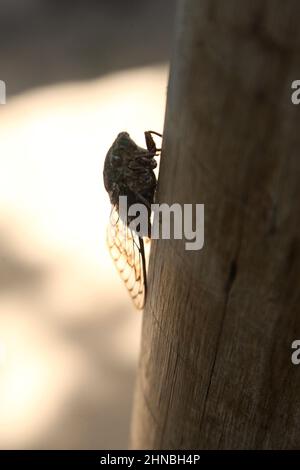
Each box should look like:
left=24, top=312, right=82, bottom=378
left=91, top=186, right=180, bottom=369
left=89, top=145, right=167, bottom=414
left=144, top=130, right=162, bottom=155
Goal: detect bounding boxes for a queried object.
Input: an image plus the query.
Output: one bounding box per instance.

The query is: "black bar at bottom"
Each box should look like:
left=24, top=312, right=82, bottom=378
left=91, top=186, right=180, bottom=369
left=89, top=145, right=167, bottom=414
left=0, top=449, right=299, bottom=466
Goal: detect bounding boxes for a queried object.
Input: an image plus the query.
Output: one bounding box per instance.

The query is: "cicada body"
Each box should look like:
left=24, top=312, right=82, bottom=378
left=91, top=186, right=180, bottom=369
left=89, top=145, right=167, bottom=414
left=103, top=131, right=161, bottom=309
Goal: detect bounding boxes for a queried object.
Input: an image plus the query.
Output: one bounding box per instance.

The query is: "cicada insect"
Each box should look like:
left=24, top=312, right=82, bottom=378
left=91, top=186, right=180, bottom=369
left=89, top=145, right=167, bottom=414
left=103, top=130, right=161, bottom=309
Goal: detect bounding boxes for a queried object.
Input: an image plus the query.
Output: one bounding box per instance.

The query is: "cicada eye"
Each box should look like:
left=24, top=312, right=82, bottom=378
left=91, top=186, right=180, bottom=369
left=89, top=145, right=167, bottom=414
left=111, top=154, right=122, bottom=167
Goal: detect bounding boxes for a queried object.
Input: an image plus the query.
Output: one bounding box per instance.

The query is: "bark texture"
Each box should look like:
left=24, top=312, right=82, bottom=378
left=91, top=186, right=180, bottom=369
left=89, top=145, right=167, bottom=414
left=131, top=0, right=300, bottom=449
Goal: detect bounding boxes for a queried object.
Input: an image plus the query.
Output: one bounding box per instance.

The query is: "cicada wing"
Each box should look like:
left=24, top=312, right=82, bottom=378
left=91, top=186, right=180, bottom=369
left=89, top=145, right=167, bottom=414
left=107, top=206, right=147, bottom=309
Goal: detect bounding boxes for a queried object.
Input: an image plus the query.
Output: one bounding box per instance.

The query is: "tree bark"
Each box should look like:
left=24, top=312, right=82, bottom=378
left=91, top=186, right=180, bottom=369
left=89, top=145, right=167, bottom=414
left=131, top=0, right=300, bottom=449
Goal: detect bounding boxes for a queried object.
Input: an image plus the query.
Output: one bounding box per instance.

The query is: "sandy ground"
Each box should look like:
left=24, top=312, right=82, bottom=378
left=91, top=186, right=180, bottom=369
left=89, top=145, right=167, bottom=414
left=0, top=65, right=168, bottom=449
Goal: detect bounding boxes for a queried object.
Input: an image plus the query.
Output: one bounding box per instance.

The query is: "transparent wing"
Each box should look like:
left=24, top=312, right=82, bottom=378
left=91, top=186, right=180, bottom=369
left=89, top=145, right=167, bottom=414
left=107, top=205, right=148, bottom=309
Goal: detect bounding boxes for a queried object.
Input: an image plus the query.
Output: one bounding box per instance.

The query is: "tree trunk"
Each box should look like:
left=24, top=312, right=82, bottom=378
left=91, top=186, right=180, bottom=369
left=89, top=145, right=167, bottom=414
left=131, top=0, right=300, bottom=449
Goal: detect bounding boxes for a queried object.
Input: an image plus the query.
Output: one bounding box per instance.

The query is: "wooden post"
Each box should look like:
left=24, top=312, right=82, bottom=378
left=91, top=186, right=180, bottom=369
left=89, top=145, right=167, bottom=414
left=131, top=0, right=300, bottom=449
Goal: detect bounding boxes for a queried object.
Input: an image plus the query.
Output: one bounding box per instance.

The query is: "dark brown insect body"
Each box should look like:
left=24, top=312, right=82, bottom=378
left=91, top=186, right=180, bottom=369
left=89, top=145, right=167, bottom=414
left=103, top=131, right=160, bottom=233
left=103, top=131, right=161, bottom=308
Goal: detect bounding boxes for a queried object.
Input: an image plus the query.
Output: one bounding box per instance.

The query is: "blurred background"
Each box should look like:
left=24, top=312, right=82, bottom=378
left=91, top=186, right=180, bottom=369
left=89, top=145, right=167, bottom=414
left=0, top=0, right=175, bottom=449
